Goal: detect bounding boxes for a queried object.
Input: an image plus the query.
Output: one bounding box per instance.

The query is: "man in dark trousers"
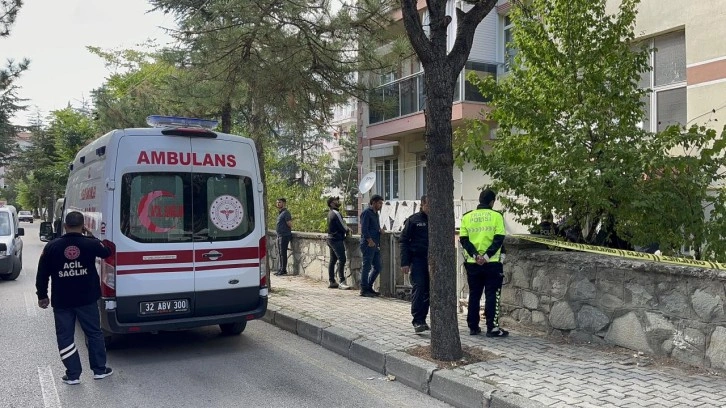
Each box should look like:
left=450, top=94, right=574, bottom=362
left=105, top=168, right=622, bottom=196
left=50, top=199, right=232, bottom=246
left=274, top=197, right=293, bottom=276
left=400, top=195, right=430, bottom=333
left=359, top=194, right=384, bottom=297
left=459, top=189, right=509, bottom=338
left=36, top=211, right=114, bottom=384
left=326, top=196, right=351, bottom=289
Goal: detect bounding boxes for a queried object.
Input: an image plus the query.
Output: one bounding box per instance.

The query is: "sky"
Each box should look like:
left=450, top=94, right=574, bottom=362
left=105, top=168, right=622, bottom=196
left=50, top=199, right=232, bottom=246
left=4, top=0, right=176, bottom=126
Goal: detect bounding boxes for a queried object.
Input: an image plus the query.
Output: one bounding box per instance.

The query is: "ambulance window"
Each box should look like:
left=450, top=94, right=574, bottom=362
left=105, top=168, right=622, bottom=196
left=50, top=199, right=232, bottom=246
left=191, top=173, right=255, bottom=242
left=120, top=172, right=255, bottom=243
left=120, top=173, right=190, bottom=243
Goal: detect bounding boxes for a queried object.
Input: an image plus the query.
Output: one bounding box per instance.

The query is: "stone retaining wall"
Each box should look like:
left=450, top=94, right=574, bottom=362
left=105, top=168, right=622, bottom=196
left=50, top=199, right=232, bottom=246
left=267, top=232, right=726, bottom=371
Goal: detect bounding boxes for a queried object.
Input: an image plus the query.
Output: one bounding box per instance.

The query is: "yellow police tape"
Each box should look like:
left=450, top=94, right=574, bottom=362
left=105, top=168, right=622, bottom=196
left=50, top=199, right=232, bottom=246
left=510, top=234, right=726, bottom=271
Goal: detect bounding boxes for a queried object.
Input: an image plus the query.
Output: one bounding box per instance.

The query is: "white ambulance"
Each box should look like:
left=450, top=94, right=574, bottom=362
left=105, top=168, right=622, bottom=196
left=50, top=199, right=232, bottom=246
left=42, top=116, right=268, bottom=341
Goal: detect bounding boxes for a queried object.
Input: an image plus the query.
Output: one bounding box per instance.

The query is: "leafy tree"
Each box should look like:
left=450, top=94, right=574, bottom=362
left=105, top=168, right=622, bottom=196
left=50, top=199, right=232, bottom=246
left=89, top=45, right=184, bottom=132
left=400, top=0, right=498, bottom=361
left=0, top=0, right=28, bottom=167
left=617, top=124, right=726, bottom=261
left=456, top=0, right=651, bottom=246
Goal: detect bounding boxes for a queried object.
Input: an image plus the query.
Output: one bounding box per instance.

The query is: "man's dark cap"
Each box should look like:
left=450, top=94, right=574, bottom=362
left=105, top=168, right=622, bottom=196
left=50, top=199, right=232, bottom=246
left=479, top=189, right=496, bottom=204
left=277, top=198, right=287, bottom=203
left=370, top=194, right=384, bottom=205
left=327, top=196, right=339, bottom=207
left=65, top=211, right=84, bottom=227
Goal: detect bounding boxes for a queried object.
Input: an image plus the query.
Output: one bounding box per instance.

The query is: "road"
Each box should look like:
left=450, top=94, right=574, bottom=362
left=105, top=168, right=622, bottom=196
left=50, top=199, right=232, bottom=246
left=0, top=222, right=451, bottom=408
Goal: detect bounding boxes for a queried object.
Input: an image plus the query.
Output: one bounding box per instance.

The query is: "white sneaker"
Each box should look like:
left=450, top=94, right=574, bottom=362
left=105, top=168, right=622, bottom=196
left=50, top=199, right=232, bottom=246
left=93, top=367, right=113, bottom=380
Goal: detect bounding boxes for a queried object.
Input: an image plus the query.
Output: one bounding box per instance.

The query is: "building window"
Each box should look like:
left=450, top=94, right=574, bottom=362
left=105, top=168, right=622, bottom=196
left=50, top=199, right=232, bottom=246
left=503, top=15, right=517, bottom=72
left=375, top=158, right=399, bottom=200
left=640, top=31, right=687, bottom=132
left=416, top=154, right=427, bottom=197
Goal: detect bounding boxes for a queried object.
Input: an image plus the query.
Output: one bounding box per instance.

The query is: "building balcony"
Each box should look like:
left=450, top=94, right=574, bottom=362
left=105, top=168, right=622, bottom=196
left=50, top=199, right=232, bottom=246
left=366, top=60, right=501, bottom=140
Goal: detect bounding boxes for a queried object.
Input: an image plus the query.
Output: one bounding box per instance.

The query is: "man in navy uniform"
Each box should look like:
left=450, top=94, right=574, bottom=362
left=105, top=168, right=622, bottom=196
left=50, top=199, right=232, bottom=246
left=400, top=195, right=430, bottom=333
left=36, top=211, right=114, bottom=384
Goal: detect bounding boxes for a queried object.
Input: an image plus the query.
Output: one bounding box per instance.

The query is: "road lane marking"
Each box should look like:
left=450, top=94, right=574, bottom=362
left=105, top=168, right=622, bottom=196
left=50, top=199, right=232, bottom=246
left=38, top=365, right=61, bottom=408
left=25, top=293, right=38, bottom=317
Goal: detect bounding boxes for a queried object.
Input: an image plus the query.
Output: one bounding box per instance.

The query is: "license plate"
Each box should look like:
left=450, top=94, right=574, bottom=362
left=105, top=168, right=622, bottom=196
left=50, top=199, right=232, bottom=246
left=139, top=299, right=189, bottom=316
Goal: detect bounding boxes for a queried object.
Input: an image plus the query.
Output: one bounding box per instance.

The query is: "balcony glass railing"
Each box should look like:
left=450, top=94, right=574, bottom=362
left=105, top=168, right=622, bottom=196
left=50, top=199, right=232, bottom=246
left=368, top=60, right=502, bottom=125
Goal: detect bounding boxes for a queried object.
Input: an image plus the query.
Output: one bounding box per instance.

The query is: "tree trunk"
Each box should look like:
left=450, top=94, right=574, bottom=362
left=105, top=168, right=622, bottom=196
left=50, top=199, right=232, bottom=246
left=425, top=64, right=462, bottom=361
left=220, top=102, right=232, bottom=133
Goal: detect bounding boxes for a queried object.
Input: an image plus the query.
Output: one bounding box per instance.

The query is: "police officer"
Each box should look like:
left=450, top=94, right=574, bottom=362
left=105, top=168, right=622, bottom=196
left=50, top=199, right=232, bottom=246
left=459, top=189, right=509, bottom=337
left=400, top=195, right=430, bottom=333
left=36, top=211, right=114, bottom=384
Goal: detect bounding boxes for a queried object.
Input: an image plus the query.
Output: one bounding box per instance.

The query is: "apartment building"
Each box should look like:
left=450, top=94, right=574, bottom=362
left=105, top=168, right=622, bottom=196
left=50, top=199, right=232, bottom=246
left=605, top=0, right=726, bottom=133
left=356, top=0, right=726, bottom=232
left=357, top=0, right=515, bottom=231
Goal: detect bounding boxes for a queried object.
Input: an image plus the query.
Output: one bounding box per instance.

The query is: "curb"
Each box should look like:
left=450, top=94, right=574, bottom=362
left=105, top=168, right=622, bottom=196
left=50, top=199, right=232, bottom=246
left=267, top=307, right=546, bottom=408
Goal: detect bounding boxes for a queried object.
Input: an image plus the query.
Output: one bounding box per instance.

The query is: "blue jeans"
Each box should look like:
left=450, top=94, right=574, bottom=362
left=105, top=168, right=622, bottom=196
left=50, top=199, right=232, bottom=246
left=359, top=245, right=382, bottom=292
left=53, top=301, right=108, bottom=379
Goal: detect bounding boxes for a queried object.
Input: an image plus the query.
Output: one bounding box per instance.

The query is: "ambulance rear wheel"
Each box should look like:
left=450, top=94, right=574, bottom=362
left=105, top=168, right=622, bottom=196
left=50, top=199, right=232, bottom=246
left=220, top=321, right=247, bottom=335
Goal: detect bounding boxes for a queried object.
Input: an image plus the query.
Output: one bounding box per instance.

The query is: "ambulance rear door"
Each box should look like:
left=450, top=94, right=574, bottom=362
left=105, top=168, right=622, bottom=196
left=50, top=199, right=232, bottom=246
left=113, top=133, right=196, bottom=323
left=189, top=136, right=261, bottom=316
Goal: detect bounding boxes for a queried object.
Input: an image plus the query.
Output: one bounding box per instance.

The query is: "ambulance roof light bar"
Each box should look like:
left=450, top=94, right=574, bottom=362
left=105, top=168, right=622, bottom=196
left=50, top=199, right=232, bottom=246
left=146, top=115, right=218, bottom=130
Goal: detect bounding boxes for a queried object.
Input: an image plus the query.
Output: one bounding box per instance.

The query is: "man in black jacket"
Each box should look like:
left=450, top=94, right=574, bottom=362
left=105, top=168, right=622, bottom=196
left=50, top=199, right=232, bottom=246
left=326, top=196, right=351, bottom=289
left=400, top=195, right=430, bottom=333
left=36, top=211, right=114, bottom=385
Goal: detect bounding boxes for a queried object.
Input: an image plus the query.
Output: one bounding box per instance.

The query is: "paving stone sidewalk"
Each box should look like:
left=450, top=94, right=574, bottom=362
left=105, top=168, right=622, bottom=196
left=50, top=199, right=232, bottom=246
left=267, top=275, right=726, bottom=408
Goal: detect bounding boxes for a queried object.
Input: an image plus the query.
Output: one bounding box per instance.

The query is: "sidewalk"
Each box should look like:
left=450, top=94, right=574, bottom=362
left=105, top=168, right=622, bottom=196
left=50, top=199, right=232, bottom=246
left=264, top=275, right=726, bottom=408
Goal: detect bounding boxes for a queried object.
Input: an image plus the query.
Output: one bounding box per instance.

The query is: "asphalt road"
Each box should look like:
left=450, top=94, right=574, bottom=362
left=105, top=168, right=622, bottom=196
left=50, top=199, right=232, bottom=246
left=1, top=222, right=451, bottom=408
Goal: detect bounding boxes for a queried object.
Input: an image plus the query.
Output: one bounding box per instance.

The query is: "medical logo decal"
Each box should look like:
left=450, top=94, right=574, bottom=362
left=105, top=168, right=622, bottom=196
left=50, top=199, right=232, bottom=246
left=210, top=195, right=244, bottom=231
left=64, top=246, right=80, bottom=260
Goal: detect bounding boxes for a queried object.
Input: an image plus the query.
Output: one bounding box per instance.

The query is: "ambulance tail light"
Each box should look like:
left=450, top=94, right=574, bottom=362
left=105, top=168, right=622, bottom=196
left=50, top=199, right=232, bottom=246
left=100, top=239, right=117, bottom=297
left=259, top=236, right=268, bottom=294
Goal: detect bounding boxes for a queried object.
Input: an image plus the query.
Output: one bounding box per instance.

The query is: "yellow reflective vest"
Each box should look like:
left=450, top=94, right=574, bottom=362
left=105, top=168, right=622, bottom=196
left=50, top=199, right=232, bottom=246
left=460, top=208, right=505, bottom=263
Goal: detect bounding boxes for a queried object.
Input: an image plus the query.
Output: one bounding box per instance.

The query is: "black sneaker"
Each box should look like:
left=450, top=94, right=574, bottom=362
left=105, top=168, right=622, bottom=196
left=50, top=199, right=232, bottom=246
left=423, top=323, right=430, bottom=331
left=328, top=282, right=339, bottom=289
left=469, top=327, right=482, bottom=336
left=486, top=327, right=509, bottom=338
left=414, top=324, right=427, bottom=333
left=62, top=375, right=80, bottom=385
left=369, top=289, right=381, bottom=297
left=274, top=271, right=288, bottom=276
left=93, top=367, right=113, bottom=380
left=359, top=291, right=375, bottom=297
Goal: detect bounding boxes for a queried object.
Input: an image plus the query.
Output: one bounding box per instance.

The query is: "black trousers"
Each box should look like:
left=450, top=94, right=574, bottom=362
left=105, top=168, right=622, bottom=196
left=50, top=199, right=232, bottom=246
left=327, top=239, right=347, bottom=283
left=409, top=256, right=430, bottom=325
left=277, top=235, right=291, bottom=274
left=465, top=262, right=504, bottom=331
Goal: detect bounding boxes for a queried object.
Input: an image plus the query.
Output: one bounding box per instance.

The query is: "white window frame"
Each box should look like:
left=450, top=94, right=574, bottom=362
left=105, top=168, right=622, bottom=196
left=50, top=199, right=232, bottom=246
left=416, top=154, right=427, bottom=198
left=502, top=15, right=516, bottom=73
left=375, top=158, right=399, bottom=201
left=640, top=31, right=687, bottom=133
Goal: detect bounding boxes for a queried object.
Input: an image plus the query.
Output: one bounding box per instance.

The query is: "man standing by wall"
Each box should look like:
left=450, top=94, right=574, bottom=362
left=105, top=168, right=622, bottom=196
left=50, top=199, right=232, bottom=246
left=359, top=194, right=383, bottom=297
left=36, top=211, right=114, bottom=384
left=274, top=198, right=293, bottom=276
left=459, top=189, right=509, bottom=338
left=400, top=195, right=430, bottom=333
left=326, top=196, right=351, bottom=289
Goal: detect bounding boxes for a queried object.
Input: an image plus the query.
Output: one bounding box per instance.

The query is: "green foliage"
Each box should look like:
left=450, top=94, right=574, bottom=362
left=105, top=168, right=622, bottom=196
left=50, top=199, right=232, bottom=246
left=457, top=0, right=651, bottom=244
left=1, top=0, right=28, bottom=167
left=264, top=145, right=330, bottom=233
left=456, top=0, right=726, bottom=261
